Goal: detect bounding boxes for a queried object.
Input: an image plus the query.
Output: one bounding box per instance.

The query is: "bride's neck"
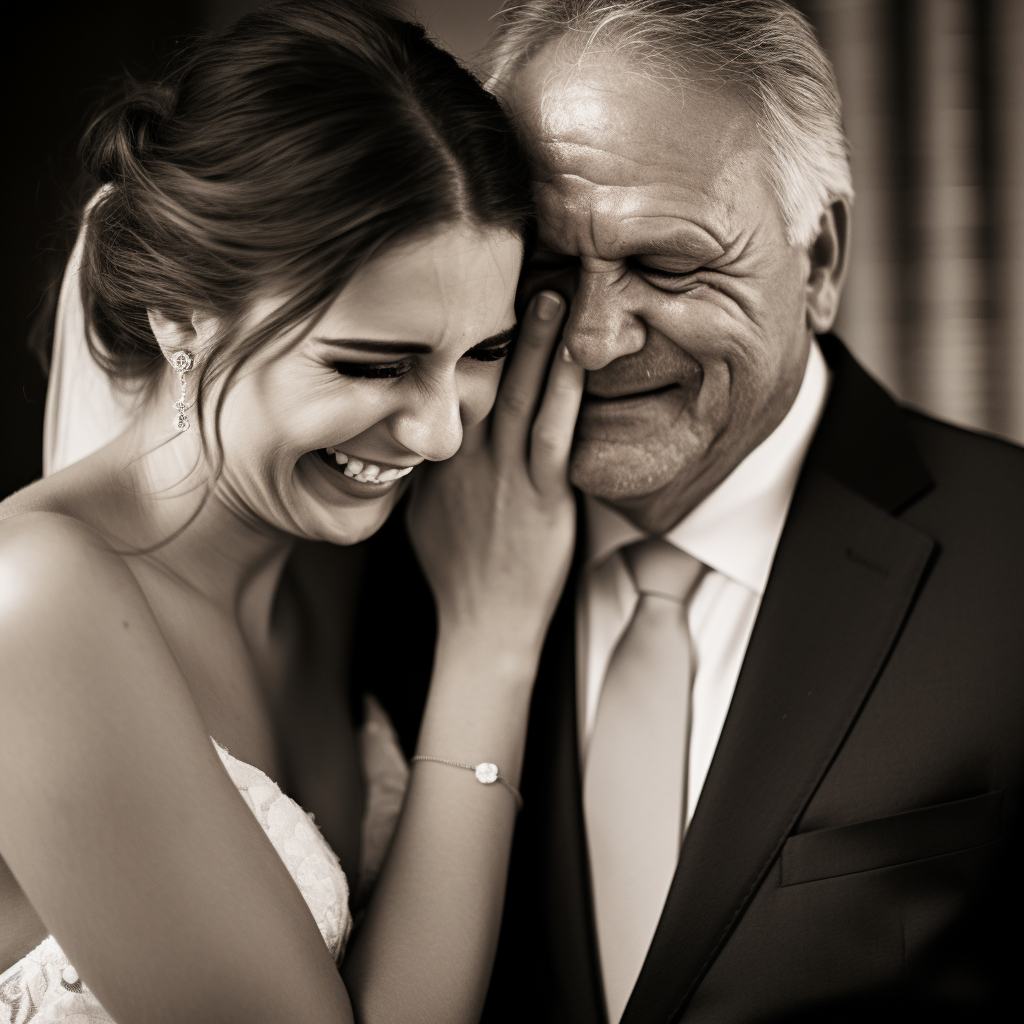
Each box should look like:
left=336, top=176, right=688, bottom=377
left=95, top=389, right=295, bottom=628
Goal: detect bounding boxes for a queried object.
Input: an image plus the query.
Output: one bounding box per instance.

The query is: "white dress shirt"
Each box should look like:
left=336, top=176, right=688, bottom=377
left=577, top=340, right=831, bottom=833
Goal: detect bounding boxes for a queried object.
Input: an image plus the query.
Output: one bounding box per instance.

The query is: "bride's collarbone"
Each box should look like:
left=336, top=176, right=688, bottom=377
left=131, top=570, right=351, bottom=776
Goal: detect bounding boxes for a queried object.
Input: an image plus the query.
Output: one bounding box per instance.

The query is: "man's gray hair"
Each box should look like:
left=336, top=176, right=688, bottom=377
left=484, top=0, right=853, bottom=247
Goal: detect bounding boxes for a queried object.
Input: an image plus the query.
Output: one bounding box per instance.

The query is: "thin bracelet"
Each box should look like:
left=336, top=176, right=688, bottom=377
left=411, top=756, right=523, bottom=812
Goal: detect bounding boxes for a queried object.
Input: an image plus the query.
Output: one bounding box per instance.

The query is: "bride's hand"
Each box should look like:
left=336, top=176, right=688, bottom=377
left=407, top=290, right=584, bottom=659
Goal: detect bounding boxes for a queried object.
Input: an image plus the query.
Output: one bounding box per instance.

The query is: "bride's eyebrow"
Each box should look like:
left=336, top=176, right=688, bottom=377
left=314, top=326, right=517, bottom=354
left=314, top=338, right=434, bottom=354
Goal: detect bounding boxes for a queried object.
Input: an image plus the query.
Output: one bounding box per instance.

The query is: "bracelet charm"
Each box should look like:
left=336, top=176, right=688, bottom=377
left=412, top=755, right=523, bottom=811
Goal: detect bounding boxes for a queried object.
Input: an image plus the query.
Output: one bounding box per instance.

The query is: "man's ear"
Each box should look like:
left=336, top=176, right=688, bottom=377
left=805, top=199, right=850, bottom=334
left=147, top=309, right=218, bottom=365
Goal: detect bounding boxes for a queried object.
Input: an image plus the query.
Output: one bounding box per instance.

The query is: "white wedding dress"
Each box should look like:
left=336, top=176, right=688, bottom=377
left=0, top=697, right=409, bottom=1024
left=1, top=201, right=411, bottom=1022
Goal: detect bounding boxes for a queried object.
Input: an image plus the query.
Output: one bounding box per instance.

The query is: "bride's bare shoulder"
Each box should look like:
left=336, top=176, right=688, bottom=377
left=0, top=506, right=145, bottom=648
left=0, top=458, right=105, bottom=523
left=0, top=472, right=59, bottom=520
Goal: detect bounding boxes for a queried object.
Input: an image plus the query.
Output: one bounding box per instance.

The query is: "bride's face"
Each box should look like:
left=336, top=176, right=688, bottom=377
left=209, top=222, right=523, bottom=545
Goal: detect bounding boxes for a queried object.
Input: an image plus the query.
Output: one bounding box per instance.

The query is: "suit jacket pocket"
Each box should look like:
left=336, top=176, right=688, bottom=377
left=780, top=791, right=1003, bottom=886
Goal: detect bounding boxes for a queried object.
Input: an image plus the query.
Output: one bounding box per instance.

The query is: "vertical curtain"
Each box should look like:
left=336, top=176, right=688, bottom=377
left=802, top=0, right=1024, bottom=443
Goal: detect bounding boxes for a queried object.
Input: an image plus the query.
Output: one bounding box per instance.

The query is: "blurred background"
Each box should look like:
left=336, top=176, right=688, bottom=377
left=6, top=0, right=1022, bottom=501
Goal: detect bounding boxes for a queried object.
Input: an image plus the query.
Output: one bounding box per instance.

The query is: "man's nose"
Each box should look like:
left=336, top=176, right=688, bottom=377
left=563, top=264, right=646, bottom=371
left=390, top=379, right=464, bottom=462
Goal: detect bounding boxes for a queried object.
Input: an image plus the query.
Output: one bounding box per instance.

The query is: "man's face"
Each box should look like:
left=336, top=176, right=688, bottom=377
left=509, top=46, right=830, bottom=531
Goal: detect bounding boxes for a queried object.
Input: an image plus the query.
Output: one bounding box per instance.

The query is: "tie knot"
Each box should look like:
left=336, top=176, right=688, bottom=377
left=623, top=538, right=706, bottom=603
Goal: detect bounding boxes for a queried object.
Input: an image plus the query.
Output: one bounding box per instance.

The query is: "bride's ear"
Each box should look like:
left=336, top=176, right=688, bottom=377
left=147, top=309, right=218, bottom=365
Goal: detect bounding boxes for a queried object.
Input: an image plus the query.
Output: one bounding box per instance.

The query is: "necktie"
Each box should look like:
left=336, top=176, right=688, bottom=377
left=583, top=538, right=707, bottom=1024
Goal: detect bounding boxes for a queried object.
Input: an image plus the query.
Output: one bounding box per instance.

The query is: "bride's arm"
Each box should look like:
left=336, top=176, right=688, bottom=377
left=342, top=290, right=583, bottom=1022
left=0, top=513, right=358, bottom=1023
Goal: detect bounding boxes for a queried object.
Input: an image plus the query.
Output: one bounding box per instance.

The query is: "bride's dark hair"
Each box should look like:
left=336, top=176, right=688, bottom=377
left=70, top=0, right=532, bottom=451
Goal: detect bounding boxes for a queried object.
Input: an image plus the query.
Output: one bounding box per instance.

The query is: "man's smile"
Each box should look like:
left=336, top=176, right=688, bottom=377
left=578, top=350, right=704, bottom=430
left=584, top=381, right=681, bottom=401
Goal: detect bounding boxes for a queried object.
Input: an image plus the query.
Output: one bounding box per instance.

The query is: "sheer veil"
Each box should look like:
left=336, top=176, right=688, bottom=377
left=42, top=187, right=135, bottom=476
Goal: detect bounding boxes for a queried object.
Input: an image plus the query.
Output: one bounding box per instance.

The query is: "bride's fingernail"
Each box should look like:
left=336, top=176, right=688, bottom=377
left=535, top=291, right=562, bottom=321
left=561, top=344, right=574, bottom=363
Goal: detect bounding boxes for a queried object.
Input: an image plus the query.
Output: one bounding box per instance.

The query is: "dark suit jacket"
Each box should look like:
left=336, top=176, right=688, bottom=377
left=356, top=335, right=1024, bottom=1023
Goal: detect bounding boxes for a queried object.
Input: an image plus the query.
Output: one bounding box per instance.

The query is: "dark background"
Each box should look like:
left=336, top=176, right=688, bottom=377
left=6, top=0, right=1022, bottom=501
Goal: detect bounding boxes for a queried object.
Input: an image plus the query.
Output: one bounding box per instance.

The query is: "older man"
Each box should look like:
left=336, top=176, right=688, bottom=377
left=367, top=1, right=1022, bottom=1021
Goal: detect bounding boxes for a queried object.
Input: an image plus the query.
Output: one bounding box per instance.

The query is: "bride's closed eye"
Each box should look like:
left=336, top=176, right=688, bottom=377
left=332, top=360, right=413, bottom=379
left=463, top=329, right=518, bottom=363
left=331, top=327, right=518, bottom=380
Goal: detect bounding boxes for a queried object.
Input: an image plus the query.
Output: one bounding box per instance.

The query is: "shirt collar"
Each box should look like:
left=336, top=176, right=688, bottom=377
left=585, top=339, right=831, bottom=594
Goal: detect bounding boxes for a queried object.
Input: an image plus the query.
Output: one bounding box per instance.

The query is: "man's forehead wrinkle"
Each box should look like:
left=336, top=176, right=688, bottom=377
left=619, top=215, right=729, bottom=260
left=547, top=172, right=731, bottom=214
left=525, top=106, right=760, bottom=197
left=534, top=94, right=685, bottom=164
left=534, top=171, right=735, bottom=248
left=535, top=196, right=731, bottom=264
left=538, top=64, right=751, bottom=136
left=539, top=140, right=696, bottom=179
left=533, top=137, right=738, bottom=204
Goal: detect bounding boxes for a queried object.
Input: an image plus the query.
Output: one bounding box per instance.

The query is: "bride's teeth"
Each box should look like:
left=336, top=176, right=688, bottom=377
left=331, top=453, right=414, bottom=484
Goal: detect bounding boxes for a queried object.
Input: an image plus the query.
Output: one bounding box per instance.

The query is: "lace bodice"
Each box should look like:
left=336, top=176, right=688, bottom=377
left=0, top=697, right=408, bottom=1023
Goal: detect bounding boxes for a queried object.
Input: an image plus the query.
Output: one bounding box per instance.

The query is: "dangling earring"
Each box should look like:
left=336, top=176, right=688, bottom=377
left=171, top=349, right=195, bottom=432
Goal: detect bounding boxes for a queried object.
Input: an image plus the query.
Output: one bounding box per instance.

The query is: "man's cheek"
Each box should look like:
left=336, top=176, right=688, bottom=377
left=643, top=295, right=757, bottom=362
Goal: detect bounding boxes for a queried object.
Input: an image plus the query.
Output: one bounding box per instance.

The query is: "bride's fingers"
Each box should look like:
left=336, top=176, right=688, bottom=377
left=491, top=291, right=565, bottom=462
left=528, top=343, right=585, bottom=493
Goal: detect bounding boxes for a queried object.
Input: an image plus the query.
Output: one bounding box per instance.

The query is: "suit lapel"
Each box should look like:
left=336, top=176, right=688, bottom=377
left=536, top=564, right=607, bottom=1024
left=622, top=336, right=936, bottom=1024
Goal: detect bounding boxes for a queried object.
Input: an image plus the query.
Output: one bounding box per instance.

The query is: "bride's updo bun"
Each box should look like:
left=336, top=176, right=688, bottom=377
left=83, top=82, right=176, bottom=187
left=71, top=0, right=533, bottom=446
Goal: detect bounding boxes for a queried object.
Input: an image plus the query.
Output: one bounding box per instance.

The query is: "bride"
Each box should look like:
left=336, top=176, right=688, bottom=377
left=0, top=2, right=583, bottom=1022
